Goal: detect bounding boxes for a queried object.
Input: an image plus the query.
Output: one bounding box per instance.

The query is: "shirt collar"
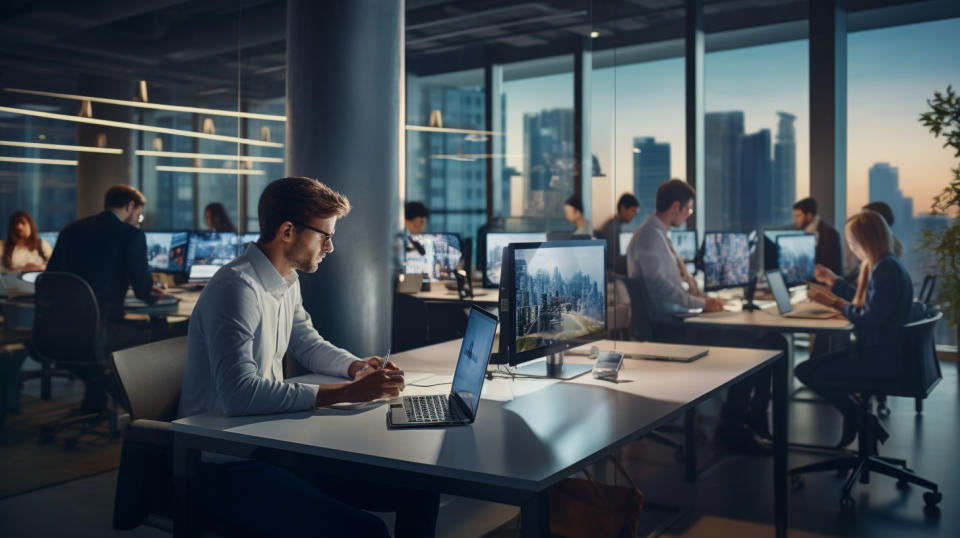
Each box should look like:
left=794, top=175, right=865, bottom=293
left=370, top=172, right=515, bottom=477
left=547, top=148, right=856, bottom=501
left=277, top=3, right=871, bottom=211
left=804, top=216, right=821, bottom=235
left=243, top=243, right=297, bottom=299
left=646, top=214, right=668, bottom=233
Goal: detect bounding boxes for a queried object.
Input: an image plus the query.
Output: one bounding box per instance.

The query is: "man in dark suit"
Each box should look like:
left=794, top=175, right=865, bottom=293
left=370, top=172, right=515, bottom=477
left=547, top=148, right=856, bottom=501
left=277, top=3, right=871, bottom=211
left=596, top=193, right=640, bottom=275
left=46, top=184, right=157, bottom=410
left=793, top=197, right=843, bottom=275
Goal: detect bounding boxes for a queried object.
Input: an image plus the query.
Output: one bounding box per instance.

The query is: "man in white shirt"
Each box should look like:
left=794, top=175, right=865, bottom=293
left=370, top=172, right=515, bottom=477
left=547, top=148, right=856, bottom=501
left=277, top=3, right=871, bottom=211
left=627, top=179, right=781, bottom=454
left=179, top=177, right=437, bottom=537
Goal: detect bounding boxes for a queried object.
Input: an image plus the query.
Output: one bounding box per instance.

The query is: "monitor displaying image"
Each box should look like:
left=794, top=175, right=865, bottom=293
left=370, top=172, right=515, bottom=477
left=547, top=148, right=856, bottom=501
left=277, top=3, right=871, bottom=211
left=145, top=232, right=189, bottom=272
left=777, top=234, right=816, bottom=286
left=702, top=232, right=750, bottom=291
left=187, top=232, right=238, bottom=273
left=763, top=228, right=805, bottom=270
left=405, top=233, right=462, bottom=282
left=512, top=242, right=606, bottom=353
left=668, top=229, right=698, bottom=262
left=38, top=231, right=58, bottom=250
left=485, top=232, right=546, bottom=286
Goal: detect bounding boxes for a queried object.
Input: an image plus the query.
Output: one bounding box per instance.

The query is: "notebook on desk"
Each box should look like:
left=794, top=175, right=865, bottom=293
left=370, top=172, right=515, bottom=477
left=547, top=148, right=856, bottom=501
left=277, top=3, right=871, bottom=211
left=623, top=342, right=709, bottom=362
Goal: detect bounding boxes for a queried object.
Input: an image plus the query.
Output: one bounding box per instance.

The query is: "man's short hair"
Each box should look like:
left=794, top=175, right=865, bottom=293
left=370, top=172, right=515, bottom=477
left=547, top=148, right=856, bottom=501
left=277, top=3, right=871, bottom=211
left=655, top=179, right=695, bottom=213
left=863, top=201, right=895, bottom=226
left=617, top=193, right=639, bottom=211
left=564, top=195, right=583, bottom=214
left=405, top=201, right=430, bottom=221
left=103, top=185, right=146, bottom=210
left=258, top=177, right=351, bottom=242
left=793, top=197, right=818, bottom=216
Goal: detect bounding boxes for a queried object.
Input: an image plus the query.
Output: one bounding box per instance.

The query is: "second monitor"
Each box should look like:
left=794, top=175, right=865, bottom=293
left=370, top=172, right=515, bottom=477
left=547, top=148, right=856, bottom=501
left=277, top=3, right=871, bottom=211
left=702, top=232, right=750, bottom=291
left=498, top=240, right=607, bottom=379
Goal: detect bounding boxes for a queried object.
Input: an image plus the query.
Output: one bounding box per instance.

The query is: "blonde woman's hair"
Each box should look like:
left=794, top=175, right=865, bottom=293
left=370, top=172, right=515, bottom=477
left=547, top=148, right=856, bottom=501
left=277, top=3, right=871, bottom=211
left=846, top=211, right=893, bottom=308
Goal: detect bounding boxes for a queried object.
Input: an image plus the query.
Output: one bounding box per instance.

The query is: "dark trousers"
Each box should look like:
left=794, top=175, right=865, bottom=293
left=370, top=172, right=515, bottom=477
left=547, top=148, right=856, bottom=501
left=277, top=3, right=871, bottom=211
left=200, top=461, right=439, bottom=538
left=794, top=348, right=861, bottom=420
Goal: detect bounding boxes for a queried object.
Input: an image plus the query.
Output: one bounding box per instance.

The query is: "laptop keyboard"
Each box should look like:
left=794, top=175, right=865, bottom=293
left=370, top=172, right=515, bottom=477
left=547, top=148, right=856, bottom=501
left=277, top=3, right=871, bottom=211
left=403, top=395, right=463, bottom=424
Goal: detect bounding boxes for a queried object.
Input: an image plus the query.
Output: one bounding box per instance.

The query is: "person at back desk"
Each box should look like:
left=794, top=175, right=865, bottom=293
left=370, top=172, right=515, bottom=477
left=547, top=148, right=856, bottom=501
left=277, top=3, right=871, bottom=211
left=178, top=176, right=438, bottom=538
left=597, top=193, right=639, bottom=275
left=793, top=197, right=843, bottom=275
left=628, top=179, right=782, bottom=454
left=799, top=211, right=914, bottom=448
left=46, top=185, right=159, bottom=411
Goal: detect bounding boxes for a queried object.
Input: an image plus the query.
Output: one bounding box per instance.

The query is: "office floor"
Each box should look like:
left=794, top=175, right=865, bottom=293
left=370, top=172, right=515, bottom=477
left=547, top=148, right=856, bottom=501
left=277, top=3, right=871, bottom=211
left=0, top=361, right=956, bottom=538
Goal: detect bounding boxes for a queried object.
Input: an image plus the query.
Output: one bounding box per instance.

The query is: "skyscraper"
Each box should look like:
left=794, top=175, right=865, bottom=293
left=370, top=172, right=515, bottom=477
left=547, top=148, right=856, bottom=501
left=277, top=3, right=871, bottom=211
left=773, top=112, right=797, bottom=225
left=522, top=108, right=574, bottom=217
left=632, top=137, right=671, bottom=218
left=739, top=128, right=773, bottom=232
left=705, top=111, right=744, bottom=231
left=869, top=163, right=900, bottom=213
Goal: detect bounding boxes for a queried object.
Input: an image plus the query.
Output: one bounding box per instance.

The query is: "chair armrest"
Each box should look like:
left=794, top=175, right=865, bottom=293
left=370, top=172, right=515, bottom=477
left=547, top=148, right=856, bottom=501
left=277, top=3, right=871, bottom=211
left=123, top=419, right=173, bottom=446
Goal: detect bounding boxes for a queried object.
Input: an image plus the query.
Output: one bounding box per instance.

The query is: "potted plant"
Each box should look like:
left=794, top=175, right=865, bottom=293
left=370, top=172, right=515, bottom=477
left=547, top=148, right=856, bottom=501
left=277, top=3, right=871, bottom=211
left=918, top=84, right=960, bottom=345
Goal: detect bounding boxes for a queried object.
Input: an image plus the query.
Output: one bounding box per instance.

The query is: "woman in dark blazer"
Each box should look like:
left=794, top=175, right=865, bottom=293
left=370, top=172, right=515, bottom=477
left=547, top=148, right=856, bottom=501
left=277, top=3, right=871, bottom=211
left=796, top=210, right=914, bottom=447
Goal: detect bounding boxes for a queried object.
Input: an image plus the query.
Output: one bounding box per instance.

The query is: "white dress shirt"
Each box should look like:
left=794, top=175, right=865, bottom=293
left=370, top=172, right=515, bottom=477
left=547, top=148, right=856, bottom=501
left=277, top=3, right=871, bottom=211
left=0, top=239, right=52, bottom=272
left=626, top=215, right=705, bottom=321
left=178, top=244, right=359, bottom=418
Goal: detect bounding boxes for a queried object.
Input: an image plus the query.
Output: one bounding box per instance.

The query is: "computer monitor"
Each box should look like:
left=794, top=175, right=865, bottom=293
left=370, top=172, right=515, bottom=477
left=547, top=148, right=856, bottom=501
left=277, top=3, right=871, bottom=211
left=405, top=233, right=463, bottom=282
left=238, top=232, right=259, bottom=255
left=762, top=228, right=804, bottom=270
left=483, top=232, right=547, bottom=287
left=618, top=232, right=633, bottom=256
left=186, top=232, right=239, bottom=280
left=702, top=232, right=750, bottom=291
left=668, top=229, right=698, bottom=263
left=145, top=232, right=189, bottom=272
left=38, top=231, right=59, bottom=250
left=776, top=234, right=816, bottom=287
left=497, top=240, right=606, bottom=379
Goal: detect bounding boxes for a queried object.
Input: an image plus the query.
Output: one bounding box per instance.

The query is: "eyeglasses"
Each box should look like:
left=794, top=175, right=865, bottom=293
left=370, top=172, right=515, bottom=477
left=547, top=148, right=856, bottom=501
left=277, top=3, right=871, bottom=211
left=291, top=220, right=333, bottom=246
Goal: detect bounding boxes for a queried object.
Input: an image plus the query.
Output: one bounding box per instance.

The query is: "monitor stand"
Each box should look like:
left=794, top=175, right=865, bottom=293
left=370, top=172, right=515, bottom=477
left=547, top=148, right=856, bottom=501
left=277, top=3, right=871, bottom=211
left=742, top=277, right=761, bottom=311
left=512, top=351, right=593, bottom=380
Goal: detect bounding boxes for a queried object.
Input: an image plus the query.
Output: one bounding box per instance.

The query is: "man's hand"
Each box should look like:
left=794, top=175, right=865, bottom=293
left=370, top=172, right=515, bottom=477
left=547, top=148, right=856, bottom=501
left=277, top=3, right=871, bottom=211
left=704, top=297, right=725, bottom=312
left=342, top=370, right=404, bottom=403
left=809, top=288, right=844, bottom=310
left=814, top=264, right=837, bottom=288
left=348, top=356, right=399, bottom=379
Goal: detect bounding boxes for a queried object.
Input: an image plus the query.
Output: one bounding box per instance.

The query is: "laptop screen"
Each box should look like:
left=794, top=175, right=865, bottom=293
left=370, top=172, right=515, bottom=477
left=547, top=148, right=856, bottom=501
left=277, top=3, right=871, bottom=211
left=765, top=270, right=793, bottom=315
left=452, top=307, right=498, bottom=418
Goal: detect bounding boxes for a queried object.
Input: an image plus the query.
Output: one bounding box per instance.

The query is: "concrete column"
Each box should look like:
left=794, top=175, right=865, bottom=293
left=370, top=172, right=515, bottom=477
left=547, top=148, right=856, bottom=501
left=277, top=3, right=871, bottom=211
left=76, top=75, right=134, bottom=218
left=286, top=0, right=403, bottom=357
left=810, top=0, right=847, bottom=229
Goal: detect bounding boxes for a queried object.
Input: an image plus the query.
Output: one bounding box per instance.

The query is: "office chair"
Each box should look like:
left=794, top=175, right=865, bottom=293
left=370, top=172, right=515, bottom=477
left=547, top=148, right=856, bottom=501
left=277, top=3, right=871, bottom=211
left=112, top=336, right=258, bottom=536
left=789, top=309, right=943, bottom=512
left=30, top=272, right=118, bottom=448
left=878, top=274, right=938, bottom=418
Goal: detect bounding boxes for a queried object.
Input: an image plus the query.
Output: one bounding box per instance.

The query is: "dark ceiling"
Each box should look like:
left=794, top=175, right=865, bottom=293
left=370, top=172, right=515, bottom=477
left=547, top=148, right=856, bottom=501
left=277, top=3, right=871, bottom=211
left=0, top=0, right=950, bottom=105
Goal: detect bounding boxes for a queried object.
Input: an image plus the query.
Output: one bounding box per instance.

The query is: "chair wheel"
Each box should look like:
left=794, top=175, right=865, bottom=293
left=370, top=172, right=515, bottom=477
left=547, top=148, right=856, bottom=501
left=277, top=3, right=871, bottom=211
left=791, top=475, right=805, bottom=490
left=840, top=496, right=855, bottom=511
left=896, top=479, right=910, bottom=490
left=923, top=491, right=942, bottom=507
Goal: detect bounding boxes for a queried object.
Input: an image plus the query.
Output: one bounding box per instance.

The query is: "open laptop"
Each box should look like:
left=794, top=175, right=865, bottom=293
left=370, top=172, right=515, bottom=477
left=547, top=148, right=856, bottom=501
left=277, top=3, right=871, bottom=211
left=766, top=269, right=838, bottom=319
left=387, top=305, right=498, bottom=428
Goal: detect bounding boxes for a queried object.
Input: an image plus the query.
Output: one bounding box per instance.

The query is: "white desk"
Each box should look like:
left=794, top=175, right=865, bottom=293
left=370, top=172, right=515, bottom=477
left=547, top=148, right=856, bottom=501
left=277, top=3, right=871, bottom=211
left=409, top=286, right=499, bottom=305
left=173, top=339, right=788, bottom=538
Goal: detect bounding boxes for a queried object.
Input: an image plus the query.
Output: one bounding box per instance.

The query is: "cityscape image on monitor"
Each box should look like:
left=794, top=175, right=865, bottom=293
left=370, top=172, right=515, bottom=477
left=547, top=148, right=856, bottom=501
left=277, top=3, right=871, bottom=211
left=513, top=245, right=605, bottom=353
left=703, top=233, right=750, bottom=289
left=146, top=232, right=189, bottom=272
left=668, top=229, right=698, bottom=262
left=407, top=234, right=462, bottom=281
left=189, top=232, right=238, bottom=268
left=777, top=234, right=816, bottom=285
left=486, top=233, right=546, bottom=285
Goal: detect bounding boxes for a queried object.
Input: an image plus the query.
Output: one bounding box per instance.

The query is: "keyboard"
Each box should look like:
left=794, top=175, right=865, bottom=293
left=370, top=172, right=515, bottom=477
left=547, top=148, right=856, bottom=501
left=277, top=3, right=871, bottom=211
left=402, top=394, right=464, bottom=424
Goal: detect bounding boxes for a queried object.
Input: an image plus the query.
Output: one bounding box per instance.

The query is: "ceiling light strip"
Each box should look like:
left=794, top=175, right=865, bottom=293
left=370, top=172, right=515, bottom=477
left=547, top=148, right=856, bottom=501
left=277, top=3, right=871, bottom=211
left=156, top=166, right=265, bottom=175
left=0, top=106, right=282, bottom=148
left=0, top=156, right=77, bottom=165
left=0, top=140, right=123, bottom=154
left=135, top=150, right=283, bottom=163
left=6, top=88, right=286, bottom=122
left=406, top=125, right=504, bottom=136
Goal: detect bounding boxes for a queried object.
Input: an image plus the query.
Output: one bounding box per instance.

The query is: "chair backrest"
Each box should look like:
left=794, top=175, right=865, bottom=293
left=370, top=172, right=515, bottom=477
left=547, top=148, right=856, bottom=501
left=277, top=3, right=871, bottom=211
left=893, top=308, right=943, bottom=399
left=112, top=336, right=188, bottom=421
left=32, top=271, right=101, bottom=364
left=917, top=274, right=936, bottom=305
left=618, top=274, right=654, bottom=341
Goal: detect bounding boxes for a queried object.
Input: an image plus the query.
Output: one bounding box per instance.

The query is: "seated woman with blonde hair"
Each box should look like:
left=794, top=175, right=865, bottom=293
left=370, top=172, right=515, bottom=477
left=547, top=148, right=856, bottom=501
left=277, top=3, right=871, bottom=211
left=797, top=210, right=914, bottom=447
left=0, top=211, right=52, bottom=273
